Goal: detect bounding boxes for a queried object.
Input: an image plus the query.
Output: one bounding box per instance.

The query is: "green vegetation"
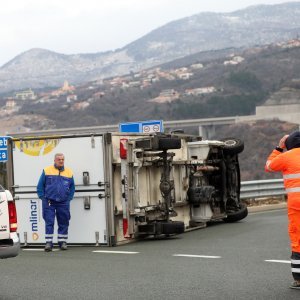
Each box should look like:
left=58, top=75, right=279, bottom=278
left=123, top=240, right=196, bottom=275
left=228, top=71, right=262, bottom=91
left=170, top=93, right=266, bottom=119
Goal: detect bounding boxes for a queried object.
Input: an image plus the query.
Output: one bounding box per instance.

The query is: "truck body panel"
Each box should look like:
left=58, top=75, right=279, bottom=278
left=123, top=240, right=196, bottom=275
left=9, top=135, right=108, bottom=245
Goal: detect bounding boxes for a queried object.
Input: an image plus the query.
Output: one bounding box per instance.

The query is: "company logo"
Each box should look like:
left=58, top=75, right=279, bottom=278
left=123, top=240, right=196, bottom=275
left=15, top=139, right=60, bottom=156
left=0, top=224, right=7, bottom=232
left=32, top=232, right=39, bottom=240
left=30, top=200, right=38, bottom=233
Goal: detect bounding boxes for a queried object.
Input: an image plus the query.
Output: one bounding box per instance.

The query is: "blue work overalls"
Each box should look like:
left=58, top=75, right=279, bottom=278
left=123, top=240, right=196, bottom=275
left=37, top=165, right=75, bottom=245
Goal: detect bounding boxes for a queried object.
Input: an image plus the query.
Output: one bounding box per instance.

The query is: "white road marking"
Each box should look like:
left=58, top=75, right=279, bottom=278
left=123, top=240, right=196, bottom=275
left=92, top=250, right=139, bottom=254
left=265, top=259, right=290, bottom=264
left=173, top=254, right=221, bottom=258
left=22, top=248, right=59, bottom=252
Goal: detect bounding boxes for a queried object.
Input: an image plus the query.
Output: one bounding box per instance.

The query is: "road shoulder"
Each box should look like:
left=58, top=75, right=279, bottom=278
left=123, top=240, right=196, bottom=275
left=247, top=202, right=287, bottom=213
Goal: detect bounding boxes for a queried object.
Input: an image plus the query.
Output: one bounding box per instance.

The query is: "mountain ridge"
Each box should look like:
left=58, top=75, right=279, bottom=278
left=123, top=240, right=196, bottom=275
left=1, top=2, right=300, bottom=93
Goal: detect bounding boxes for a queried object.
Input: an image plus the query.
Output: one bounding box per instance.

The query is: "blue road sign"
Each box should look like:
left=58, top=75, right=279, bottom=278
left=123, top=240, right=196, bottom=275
left=0, top=150, right=8, bottom=162
left=0, top=136, right=10, bottom=162
left=119, top=120, right=163, bottom=133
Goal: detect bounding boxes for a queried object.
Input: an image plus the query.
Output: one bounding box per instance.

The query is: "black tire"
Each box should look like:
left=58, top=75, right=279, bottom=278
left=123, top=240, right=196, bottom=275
left=225, top=156, right=241, bottom=205
left=224, top=203, right=248, bottom=223
left=221, top=138, right=244, bottom=155
left=158, top=138, right=181, bottom=151
left=161, top=221, right=185, bottom=234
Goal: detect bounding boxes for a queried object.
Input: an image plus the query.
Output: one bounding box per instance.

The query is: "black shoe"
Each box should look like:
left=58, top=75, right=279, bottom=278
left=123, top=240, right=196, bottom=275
left=60, top=242, right=68, bottom=250
left=44, top=242, right=53, bottom=252
left=289, top=281, right=300, bottom=289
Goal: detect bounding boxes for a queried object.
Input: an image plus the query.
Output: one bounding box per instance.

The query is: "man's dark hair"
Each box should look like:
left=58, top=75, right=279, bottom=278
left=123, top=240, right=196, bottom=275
left=286, top=131, right=300, bottom=150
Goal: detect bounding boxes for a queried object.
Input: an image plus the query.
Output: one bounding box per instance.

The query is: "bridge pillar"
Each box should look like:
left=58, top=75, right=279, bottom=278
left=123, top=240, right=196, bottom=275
left=199, top=125, right=216, bottom=139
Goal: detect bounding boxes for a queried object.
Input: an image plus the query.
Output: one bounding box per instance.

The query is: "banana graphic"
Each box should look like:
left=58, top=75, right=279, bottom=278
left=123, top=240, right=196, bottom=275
left=15, top=139, right=60, bottom=156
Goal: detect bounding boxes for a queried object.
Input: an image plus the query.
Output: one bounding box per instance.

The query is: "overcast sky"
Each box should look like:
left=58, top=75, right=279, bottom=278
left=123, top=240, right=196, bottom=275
left=0, top=0, right=298, bottom=67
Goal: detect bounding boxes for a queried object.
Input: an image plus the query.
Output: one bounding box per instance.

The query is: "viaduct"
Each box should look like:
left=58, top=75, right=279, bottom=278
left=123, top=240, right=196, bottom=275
left=12, top=103, right=300, bottom=139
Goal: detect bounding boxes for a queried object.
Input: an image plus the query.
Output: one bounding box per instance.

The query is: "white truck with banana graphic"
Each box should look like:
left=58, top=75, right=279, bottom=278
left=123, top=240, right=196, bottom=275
left=7, top=130, right=247, bottom=246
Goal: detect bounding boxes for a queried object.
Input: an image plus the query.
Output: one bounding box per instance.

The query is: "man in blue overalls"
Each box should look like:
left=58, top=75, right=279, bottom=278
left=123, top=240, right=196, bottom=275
left=37, top=153, right=75, bottom=251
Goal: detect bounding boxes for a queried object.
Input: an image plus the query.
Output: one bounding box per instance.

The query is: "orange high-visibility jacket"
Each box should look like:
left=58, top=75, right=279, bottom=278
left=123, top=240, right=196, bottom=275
left=265, top=148, right=300, bottom=209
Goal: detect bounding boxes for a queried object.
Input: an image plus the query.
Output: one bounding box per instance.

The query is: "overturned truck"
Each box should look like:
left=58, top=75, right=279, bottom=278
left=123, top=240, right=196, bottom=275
left=6, top=131, right=247, bottom=246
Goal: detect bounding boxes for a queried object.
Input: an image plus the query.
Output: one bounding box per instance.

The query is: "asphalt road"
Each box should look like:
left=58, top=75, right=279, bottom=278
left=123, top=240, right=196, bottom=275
left=1, top=209, right=299, bottom=300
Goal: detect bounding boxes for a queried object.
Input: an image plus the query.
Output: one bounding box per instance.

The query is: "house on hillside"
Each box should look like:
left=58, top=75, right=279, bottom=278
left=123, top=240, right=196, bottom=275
left=51, top=81, right=75, bottom=97
left=191, top=63, right=204, bottom=69
left=185, top=87, right=216, bottom=96
left=177, top=72, right=193, bottom=80
left=281, top=39, right=300, bottom=48
left=128, top=81, right=141, bottom=88
left=71, top=102, right=90, bottom=111
left=224, top=56, right=244, bottom=65
left=66, top=94, right=78, bottom=102
left=149, top=89, right=180, bottom=103
left=5, top=99, right=17, bottom=108
left=15, top=89, right=36, bottom=100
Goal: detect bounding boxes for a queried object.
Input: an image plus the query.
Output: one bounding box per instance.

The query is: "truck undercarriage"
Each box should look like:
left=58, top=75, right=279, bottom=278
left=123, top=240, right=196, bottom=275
left=117, top=134, right=247, bottom=238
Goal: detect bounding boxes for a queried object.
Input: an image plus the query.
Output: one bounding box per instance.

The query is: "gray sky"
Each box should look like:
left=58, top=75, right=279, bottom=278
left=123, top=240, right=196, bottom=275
left=0, top=0, right=298, bottom=67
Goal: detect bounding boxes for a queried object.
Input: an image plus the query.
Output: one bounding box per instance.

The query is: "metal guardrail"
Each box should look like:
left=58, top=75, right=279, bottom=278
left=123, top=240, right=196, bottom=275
left=240, top=179, right=285, bottom=200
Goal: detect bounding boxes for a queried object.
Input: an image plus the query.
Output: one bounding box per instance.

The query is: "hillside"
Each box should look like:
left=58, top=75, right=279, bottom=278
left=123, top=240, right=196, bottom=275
left=1, top=40, right=300, bottom=181
left=14, top=41, right=300, bottom=129
left=213, top=120, right=298, bottom=181
left=1, top=2, right=300, bottom=92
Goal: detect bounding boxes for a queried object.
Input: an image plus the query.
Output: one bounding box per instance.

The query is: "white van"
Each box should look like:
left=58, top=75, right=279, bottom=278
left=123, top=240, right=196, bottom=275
left=0, top=186, right=20, bottom=259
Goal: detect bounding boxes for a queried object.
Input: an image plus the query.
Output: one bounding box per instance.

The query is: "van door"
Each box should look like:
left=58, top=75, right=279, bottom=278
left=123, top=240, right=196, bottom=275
left=10, top=134, right=108, bottom=245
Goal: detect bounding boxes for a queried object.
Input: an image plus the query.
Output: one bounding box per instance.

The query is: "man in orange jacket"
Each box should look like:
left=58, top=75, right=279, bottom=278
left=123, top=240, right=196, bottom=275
left=265, top=131, right=300, bottom=289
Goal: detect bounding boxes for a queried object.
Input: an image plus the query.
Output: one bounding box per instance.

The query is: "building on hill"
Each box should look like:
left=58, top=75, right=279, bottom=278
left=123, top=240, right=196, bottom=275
left=224, top=56, right=244, bottom=65
left=51, top=81, right=75, bottom=97
left=5, top=99, right=17, bottom=108
left=71, top=102, right=90, bottom=111
left=14, top=89, right=36, bottom=100
left=149, top=89, right=180, bottom=103
left=66, top=94, right=78, bottom=102
left=190, top=63, right=204, bottom=70
left=185, top=87, right=216, bottom=96
left=280, top=39, right=300, bottom=49
left=62, top=80, right=75, bottom=92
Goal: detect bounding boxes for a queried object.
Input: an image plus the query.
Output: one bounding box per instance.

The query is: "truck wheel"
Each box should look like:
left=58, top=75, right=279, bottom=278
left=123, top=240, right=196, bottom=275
left=224, top=203, right=248, bottom=223
left=221, top=138, right=244, bottom=155
left=161, top=221, right=185, bottom=234
left=158, top=138, right=181, bottom=151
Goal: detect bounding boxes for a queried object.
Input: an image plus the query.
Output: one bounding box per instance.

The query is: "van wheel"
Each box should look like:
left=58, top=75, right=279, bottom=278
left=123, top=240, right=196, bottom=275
left=221, top=138, right=244, bottom=155
left=224, top=203, right=248, bottom=223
